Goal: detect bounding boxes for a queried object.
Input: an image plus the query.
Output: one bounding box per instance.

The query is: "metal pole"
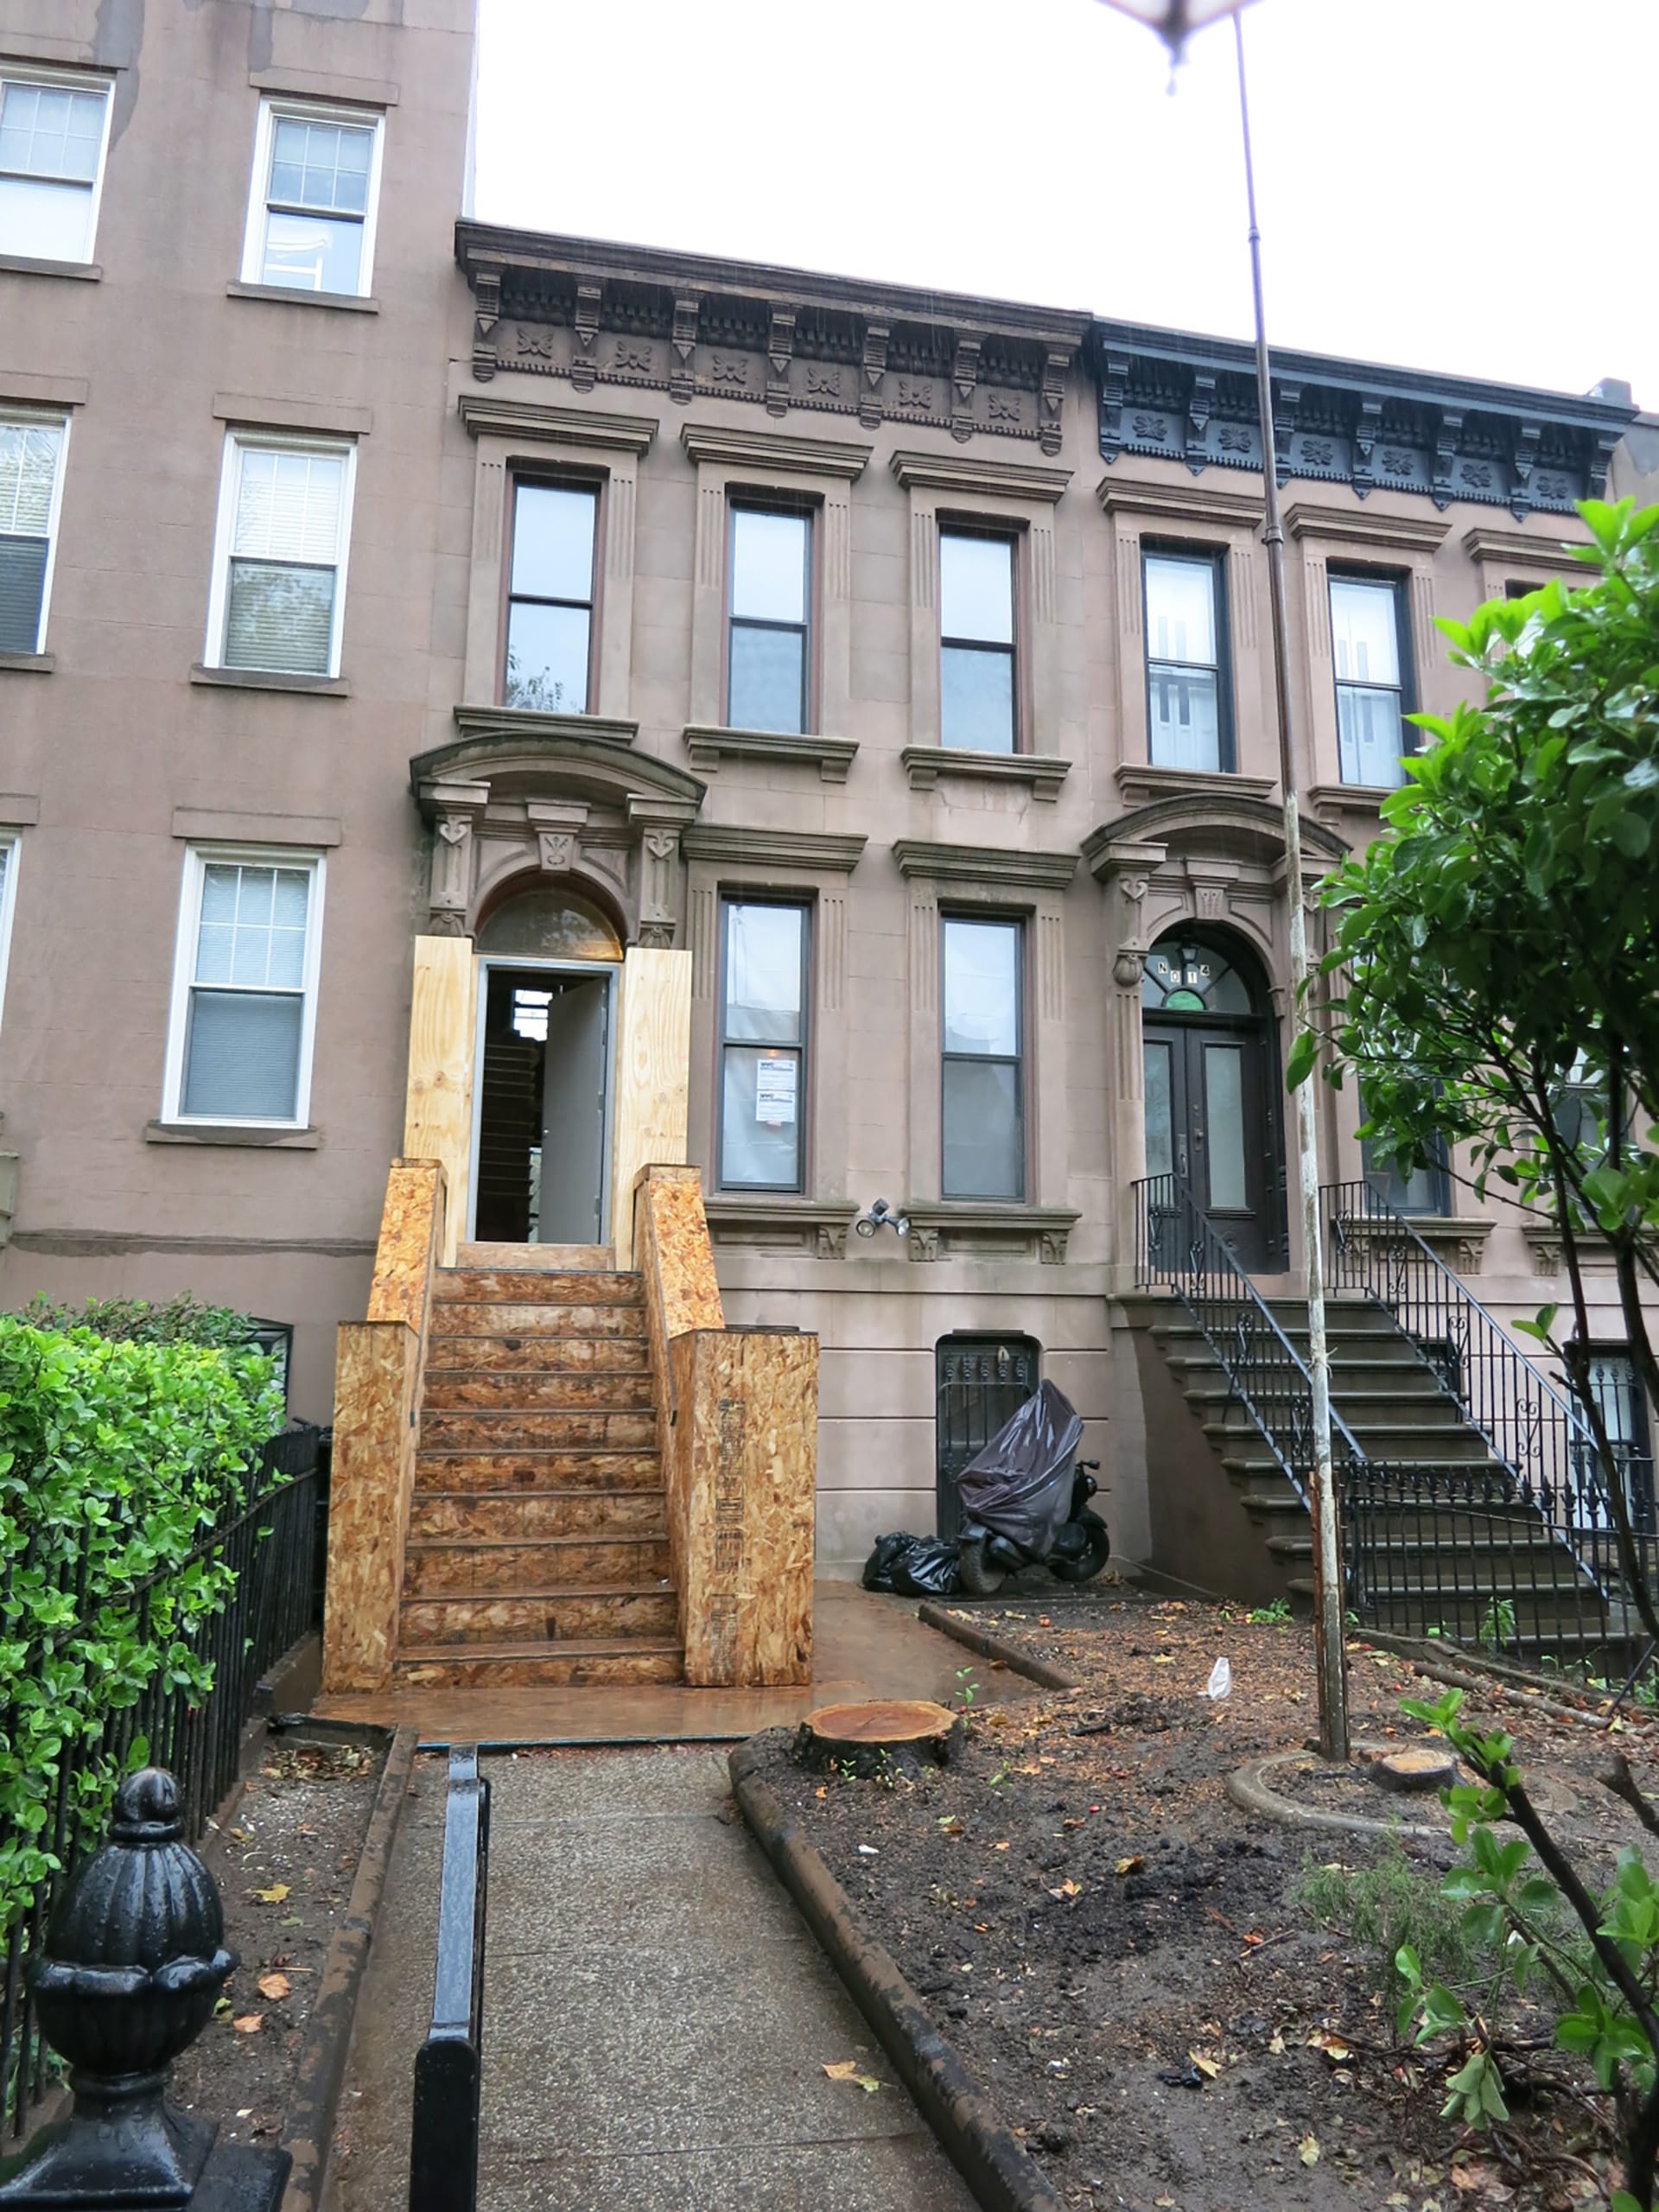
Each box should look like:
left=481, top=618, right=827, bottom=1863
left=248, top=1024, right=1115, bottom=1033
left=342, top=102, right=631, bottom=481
left=1233, top=11, right=1348, bottom=1760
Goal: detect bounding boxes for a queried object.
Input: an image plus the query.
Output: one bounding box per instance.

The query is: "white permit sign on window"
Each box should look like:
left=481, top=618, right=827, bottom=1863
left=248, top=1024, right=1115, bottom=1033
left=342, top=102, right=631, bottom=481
left=756, top=1055, right=798, bottom=1125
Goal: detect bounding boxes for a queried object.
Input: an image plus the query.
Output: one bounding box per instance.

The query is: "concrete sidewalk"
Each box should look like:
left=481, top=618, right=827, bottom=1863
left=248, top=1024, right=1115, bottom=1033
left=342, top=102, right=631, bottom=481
left=324, top=1744, right=976, bottom=2212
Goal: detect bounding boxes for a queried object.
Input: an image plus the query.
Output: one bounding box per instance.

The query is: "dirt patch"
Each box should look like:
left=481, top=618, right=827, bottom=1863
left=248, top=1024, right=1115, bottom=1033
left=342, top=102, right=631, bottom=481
left=752, top=1584, right=1659, bottom=2212
left=170, top=1732, right=385, bottom=2158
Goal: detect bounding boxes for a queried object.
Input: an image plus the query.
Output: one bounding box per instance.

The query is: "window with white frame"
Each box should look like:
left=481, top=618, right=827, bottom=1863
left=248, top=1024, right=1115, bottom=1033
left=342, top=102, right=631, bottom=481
left=0, top=414, right=67, bottom=655
left=939, top=529, right=1017, bottom=753
left=0, top=836, right=20, bottom=1030
left=165, top=852, right=324, bottom=1125
left=718, top=899, right=809, bottom=1192
left=0, top=70, right=112, bottom=264
left=1330, top=572, right=1413, bottom=786
left=206, top=436, right=356, bottom=677
left=241, top=99, right=384, bottom=297
left=942, top=915, right=1025, bottom=1200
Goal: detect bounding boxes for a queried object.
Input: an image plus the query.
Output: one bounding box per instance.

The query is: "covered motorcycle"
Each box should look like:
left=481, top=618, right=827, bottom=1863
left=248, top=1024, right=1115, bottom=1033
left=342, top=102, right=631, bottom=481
left=954, top=1380, right=1109, bottom=1596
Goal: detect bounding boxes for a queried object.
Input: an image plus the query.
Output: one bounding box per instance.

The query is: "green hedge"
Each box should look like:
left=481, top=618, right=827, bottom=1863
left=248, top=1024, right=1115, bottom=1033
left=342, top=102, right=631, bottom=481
left=0, top=1314, right=283, bottom=1932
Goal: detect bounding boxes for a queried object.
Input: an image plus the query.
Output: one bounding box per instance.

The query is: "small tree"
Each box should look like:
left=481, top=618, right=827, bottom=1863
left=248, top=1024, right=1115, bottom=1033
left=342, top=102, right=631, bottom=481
left=1299, top=496, right=1659, bottom=1644
left=1296, top=499, right=1659, bottom=2198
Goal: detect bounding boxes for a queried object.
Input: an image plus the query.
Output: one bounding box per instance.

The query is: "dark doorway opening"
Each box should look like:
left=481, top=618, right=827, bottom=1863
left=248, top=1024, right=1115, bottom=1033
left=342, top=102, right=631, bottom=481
left=935, top=1333, right=1040, bottom=1541
left=473, top=964, right=610, bottom=1246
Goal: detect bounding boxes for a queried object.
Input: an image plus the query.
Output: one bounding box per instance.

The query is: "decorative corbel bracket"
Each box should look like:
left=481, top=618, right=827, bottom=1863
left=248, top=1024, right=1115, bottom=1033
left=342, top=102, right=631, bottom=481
left=424, top=779, right=490, bottom=934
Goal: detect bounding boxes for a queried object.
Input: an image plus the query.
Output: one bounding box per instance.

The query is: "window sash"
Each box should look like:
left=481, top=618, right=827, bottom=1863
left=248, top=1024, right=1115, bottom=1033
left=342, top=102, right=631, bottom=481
left=504, top=480, right=597, bottom=712
left=0, top=414, right=67, bottom=655
left=718, top=900, right=808, bottom=1192
left=0, top=835, right=19, bottom=1038
left=941, top=918, right=1025, bottom=1201
left=165, top=851, right=324, bottom=1127
left=241, top=99, right=383, bottom=298
left=207, top=435, right=354, bottom=678
left=1331, top=575, right=1410, bottom=787
left=1143, top=550, right=1230, bottom=772
left=0, top=73, right=111, bottom=263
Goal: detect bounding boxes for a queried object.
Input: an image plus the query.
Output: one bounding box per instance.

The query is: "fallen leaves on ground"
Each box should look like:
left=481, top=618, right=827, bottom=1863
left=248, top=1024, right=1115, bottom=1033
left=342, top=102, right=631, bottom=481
left=256, top=1974, right=291, bottom=2002
left=1299, top=2133, right=1320, bottom=2166
left=251, top=1885, right=289, bottom=1904
left=232, top=2014, right=264, bottom=2035
left=823, top=2060, right=880, bottom=2093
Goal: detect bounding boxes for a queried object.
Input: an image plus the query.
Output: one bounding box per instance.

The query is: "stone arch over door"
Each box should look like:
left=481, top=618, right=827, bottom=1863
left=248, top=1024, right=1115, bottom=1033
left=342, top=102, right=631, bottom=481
left=410, top=719, right=707, bottom=948
left=1084, top=789, right=1349, bottom=1280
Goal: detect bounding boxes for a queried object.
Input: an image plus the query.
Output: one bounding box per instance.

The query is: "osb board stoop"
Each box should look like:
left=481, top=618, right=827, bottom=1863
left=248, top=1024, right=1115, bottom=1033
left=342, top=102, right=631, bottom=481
left=324, top=1319, right=421, bottom=1694
left=404, top=935, right=478, bottom=1268
left=669, top=1328, right=817, bottom=1688
left=611, top=948, right=692, bottom=1268
left=365, top=1158, right=447, bottom=1332
left=635, top=1163, right=725, bottom=1618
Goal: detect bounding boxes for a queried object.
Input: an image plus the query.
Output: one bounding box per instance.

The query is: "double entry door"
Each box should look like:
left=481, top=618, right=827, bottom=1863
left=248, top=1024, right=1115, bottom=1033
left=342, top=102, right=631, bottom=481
left=1144, top=1016, right=1281, bottom=1272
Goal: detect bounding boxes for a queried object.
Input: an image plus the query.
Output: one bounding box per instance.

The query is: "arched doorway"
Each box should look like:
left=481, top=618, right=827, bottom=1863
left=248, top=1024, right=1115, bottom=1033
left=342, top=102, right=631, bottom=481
left=469, top=884, right=624, bottom=1247
left=1141, top=927, right=1285, bottom=1270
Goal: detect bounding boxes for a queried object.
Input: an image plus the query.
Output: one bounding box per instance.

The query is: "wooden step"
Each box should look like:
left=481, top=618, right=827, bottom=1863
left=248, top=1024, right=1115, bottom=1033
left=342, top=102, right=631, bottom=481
left=429, top=1302, right=647, bottom=1339
left=392, top=1637, right=683, bottom=1688
left=400, top=1584, right=678, bottom=1645
left=455, top=1243, right=613, bottom=1270
left=418, top=1408, right=658, bottom=1452
left=404, top=1532, right=671, bottom=1597
left=433, top=1269, right=642, bottom=1305
left=414, top=1449, right=662, bottom=1493
left=421, top=1370, right=656, bottom=1413
left=409, top=1489, right=668, bottom=1541
left=423, top=1333, right=650, bottom=1373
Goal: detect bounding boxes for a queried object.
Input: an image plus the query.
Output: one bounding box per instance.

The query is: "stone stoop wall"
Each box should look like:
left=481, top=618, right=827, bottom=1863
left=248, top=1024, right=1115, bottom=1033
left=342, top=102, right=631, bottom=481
left=323, top=1157, right=447, bottom=1692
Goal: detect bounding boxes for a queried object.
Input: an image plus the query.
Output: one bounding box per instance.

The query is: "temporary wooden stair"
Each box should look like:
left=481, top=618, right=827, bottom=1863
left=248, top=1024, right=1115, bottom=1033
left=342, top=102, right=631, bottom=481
left=394, top=1251, right=683, bottom=1688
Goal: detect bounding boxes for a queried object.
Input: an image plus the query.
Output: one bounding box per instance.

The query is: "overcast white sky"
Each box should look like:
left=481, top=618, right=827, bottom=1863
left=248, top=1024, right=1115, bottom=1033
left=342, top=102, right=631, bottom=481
left=473, top=0, right=1656, bottom=410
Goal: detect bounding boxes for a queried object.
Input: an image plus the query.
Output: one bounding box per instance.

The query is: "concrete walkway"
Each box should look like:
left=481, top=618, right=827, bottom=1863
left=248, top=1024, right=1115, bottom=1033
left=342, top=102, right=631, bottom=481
left=325, top=1743, right=976, bottom=2212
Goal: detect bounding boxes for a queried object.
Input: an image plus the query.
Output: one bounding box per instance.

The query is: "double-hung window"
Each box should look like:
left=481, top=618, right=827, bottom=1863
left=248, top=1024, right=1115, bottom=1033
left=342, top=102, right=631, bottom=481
left=242, top=100, right=383, bottom=297
left=718, top=900, right=808, bottom=1192
left=0, top=414, right=67, bottom=654
left=939, top=529, right=1016, bottom=753
left=0, top=71, right=111, bottom=264
left=1331, top=573, right=1412, bottom=786
left=728, top=505, right=810, bottom=733
left=1144, top=549, right=1229, bottom=772
left=207, top=435, right=356, bottom=678
left=505, top=481, right=597, bottom=713
left=0, top=836, right=19, bottom=1032
left=942, top=917, right=1024, bottom=1200
left=165, top=851, right=325, bottom=1127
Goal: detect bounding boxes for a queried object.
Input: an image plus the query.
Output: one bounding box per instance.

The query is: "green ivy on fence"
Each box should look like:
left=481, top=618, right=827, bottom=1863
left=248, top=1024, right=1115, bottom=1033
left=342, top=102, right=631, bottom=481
left=0, top=1313, right=283, bottom=1935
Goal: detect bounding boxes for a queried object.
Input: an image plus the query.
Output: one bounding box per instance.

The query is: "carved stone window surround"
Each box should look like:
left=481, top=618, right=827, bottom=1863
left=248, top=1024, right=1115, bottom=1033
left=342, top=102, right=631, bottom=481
left=1339, top=1213, right=1494, bottom=1278
left=899, top=747, right=1070, bottom=803
left=899, top=1202, right=1081, bottom=1265
left=893, top=450, right=1071, bottom=764
left=454, top=703, right=639, bottom=747
left=1114, top=763, right=1274, bottom=810
left=892, top=839, right=1077, bottom=893
left=1287, top=503, right=1448, bottom=797
left=681, top=825, right=867, bottom=873
left=1461, top=522, right=1592, bottom=605
left=701, top=1195, right=861, bottom=1260
left=682, top=725, right=857, bottom=784
left=681, top=424, right=864, bottom=739
left=1522, top=1222, right=1616, bottom=1274
left=459, top=398, right=655, bottom=721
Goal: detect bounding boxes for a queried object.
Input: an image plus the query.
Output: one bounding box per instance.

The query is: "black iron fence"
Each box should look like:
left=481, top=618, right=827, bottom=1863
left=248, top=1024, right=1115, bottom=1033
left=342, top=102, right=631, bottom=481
left=1, top=1421, right=324, bottom=2141
left=410, top=1746, right=491, bottom=2212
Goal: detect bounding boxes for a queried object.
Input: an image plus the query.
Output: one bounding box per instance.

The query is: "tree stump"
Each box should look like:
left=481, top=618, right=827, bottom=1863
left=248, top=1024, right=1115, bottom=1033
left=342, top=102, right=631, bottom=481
left=793, top=1700, right=963, bottom=1777
left=1371, top=1745, right=1460, bottom=1794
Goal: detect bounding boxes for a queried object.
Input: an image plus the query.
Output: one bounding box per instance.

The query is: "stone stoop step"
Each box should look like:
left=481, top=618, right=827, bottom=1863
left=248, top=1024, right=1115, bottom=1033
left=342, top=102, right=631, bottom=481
left=393, top=1265, right=684, bottom=1689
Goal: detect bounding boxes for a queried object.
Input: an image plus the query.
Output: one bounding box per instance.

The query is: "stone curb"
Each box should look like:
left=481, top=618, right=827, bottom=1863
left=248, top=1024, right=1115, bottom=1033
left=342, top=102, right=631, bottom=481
left=279, top=1724, right=417, bottom=2212
left=1227, top=1744, right=1446, bottom=1842
left=729, top=1740, right=1063, bottom=2212
left=915, top=1602, right=1081, bottom=1692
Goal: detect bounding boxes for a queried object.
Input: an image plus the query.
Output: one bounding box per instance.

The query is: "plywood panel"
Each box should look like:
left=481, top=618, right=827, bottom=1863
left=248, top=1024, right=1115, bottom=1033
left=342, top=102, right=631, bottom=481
left=365, top=1158, right=445, bottom=1331
left=324, top=1320, right=420, bottom=1693
left=403, top=936, right=478, bottom=1267
left=611, top=947, right=692, bottom=1268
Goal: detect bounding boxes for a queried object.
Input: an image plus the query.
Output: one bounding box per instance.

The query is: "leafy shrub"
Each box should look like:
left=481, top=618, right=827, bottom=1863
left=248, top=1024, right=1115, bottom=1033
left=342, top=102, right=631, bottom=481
left=11, top=1292, right=257, bottom=1352
left=0, top=1314, right=283, bottom=1935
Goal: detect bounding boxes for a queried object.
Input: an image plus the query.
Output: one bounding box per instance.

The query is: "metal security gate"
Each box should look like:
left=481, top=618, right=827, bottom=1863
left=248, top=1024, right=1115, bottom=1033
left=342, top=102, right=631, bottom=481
left=935, top=1335, right=1039, bottom=1541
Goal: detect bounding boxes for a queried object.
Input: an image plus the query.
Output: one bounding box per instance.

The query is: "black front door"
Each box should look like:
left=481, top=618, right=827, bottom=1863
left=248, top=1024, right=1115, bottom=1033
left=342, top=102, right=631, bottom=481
left=1143, top=1015, right=1281, bottom=1271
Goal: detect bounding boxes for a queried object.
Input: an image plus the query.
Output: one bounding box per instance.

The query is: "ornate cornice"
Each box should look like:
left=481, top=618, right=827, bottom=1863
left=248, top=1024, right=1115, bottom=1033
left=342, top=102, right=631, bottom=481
left=455, top=223, right=1087, bottom=455
left=892, top=839, right=1077, bottom=892
left=702, top=1196, right=861, bottom=1261
left=887, top=450, right=1071, bottom=503
left=1113, top=763, right=1275, bottom=809
left=413, top=721, right=703, bottom=818
left=900, top=747, right=1070, bottom=803
left=457, top=395, right=658, bottom=453
left=1284, top=502, right=1449, bottom=553
left=1084, top=794, right=1349, bottom=876
left=679, top=425, right=871, bottom=479
left=1091, top=319, right=1636, bottom=519
left=683, top=725, right=856, bottom=784
left=681, top=823, right=867, bottom=874
left=899, top=1202, right=1082, bottom=1265
left=1096, top=477, right=1264, bottom=530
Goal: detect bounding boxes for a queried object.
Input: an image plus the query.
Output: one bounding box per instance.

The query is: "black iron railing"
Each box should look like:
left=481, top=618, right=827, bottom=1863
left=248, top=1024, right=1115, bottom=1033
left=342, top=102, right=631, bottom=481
left=1319, top=1182, right=1643, bottom=1587
left=1, top=1422, right=323, bottom=2140
left=410, top=1746, right=491, bottom=2212
left=1133, top=1171, right=1372, bottom=1512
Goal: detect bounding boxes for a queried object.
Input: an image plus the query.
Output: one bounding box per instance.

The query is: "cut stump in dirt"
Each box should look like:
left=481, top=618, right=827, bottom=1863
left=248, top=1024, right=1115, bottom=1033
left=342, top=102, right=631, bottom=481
left=794, top=1700, right=963, bottom=1777
left=1371, top=1745, right=1461, bottom=1793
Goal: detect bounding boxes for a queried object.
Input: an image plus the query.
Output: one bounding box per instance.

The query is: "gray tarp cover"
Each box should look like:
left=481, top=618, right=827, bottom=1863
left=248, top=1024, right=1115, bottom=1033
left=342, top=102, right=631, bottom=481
left=955, top=1378, right=1084, bottom=1556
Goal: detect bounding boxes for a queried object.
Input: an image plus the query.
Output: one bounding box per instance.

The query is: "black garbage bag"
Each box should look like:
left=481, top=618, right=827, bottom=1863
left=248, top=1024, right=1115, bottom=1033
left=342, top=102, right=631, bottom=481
left=955, top=1379, right=1084, bottom=1557
left=861, top=1531, right=962, bottom=1597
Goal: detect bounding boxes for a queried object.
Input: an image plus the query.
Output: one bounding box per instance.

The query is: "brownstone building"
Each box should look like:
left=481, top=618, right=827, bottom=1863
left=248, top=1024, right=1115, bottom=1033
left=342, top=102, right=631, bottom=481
left=2, top=0, right=1651, bottom=1687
